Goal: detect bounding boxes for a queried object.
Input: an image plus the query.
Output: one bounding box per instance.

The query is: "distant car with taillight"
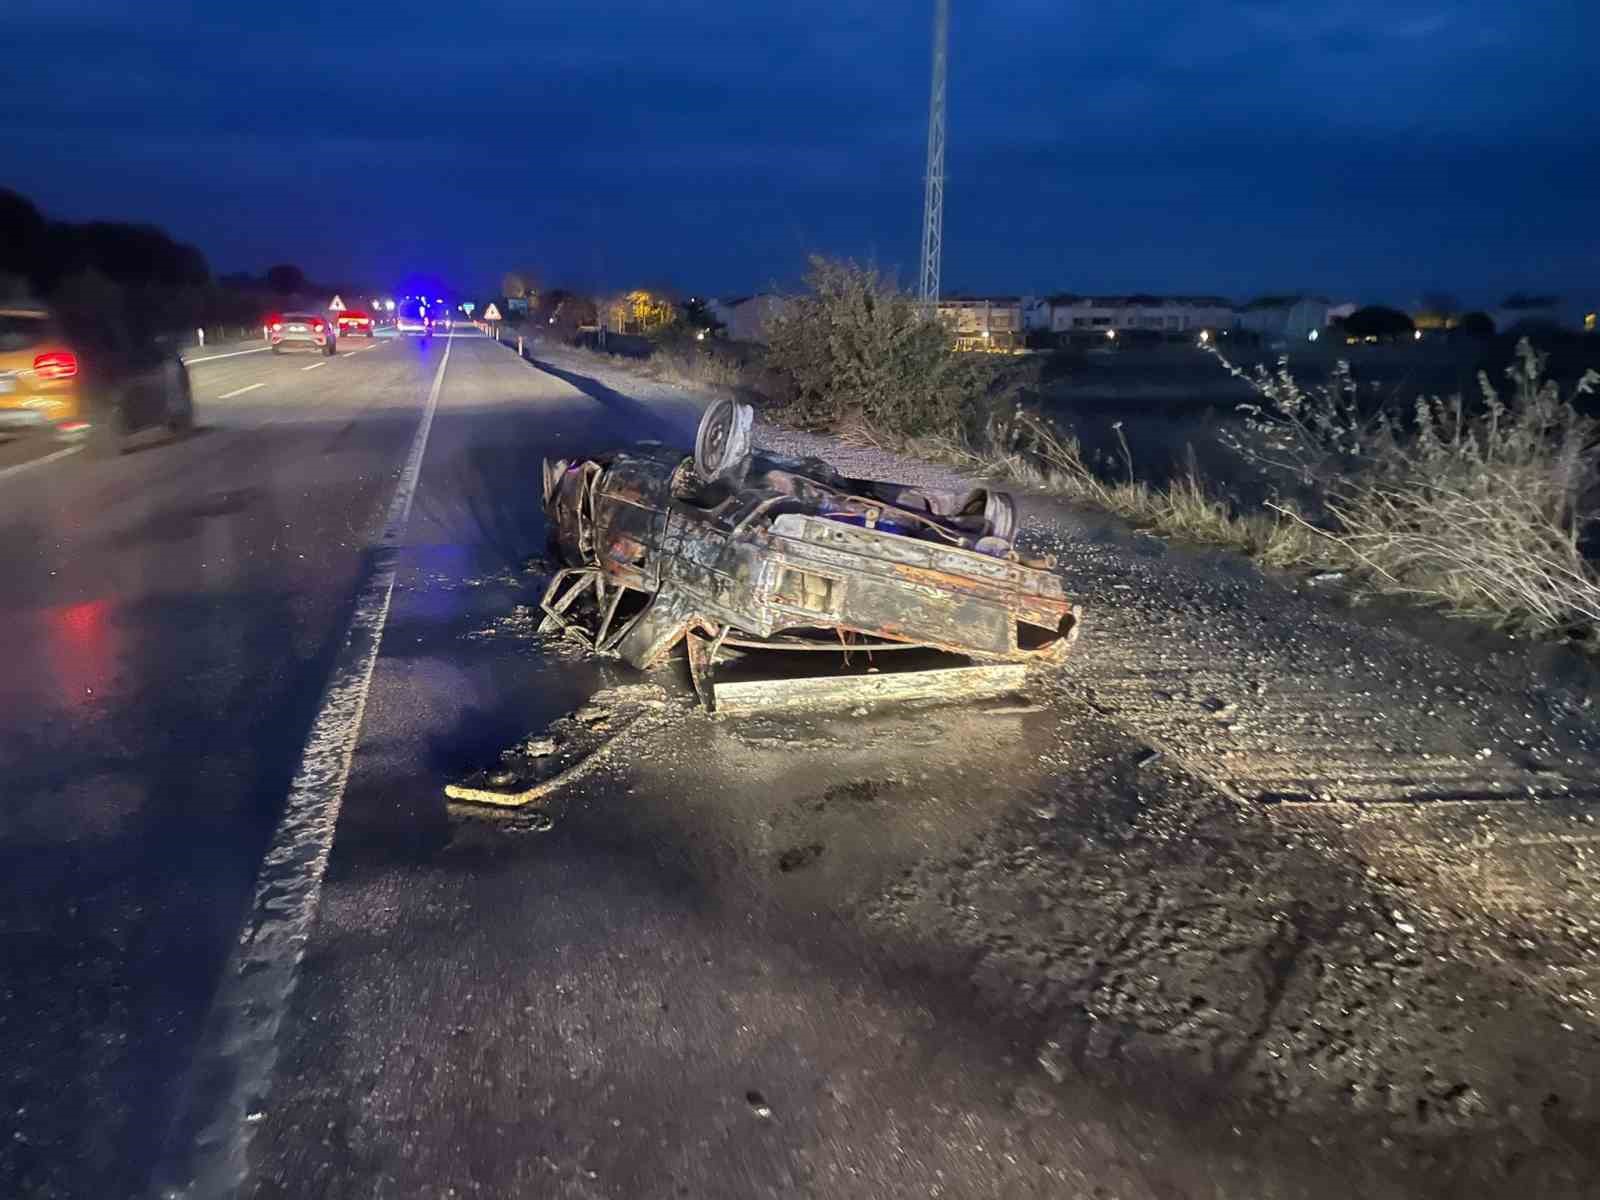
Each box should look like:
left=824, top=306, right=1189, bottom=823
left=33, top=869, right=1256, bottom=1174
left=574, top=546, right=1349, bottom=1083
left=337, top=309, right=375, bottom=338
left=0, top=302, right=194, bottom=454
left=268, top=313, right=337, bottom=354
left=396, top=299, right=429, bottom=335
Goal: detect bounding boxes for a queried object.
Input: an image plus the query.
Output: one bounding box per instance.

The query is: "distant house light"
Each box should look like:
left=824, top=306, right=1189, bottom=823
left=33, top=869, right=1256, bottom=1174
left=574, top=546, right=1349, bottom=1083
left=1586, top=312, right=1597, bottom=332
left=1105, top=328, right=1116, bottom=340
left=1308, top=329, right=1319, bottom=342
left=1413, top=329, right=1422, bottom=341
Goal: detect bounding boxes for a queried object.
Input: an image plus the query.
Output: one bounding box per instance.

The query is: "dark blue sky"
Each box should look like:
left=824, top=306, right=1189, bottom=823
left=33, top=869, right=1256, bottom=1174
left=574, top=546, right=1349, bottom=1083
left=8, top=0, right=1597, bottom=305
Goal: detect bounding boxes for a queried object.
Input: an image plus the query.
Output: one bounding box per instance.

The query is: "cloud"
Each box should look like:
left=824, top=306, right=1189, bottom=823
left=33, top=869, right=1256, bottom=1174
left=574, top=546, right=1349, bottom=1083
left=6, top=0, right=1596, bottom=296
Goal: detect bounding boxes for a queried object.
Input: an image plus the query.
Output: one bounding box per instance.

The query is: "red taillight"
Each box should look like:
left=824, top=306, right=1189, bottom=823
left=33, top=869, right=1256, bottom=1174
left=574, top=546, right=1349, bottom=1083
left=34, top=351, right=79, bottom=380
left=310, top=320, right=323, bottom=331
left=271, top=322, right=283, bottom=332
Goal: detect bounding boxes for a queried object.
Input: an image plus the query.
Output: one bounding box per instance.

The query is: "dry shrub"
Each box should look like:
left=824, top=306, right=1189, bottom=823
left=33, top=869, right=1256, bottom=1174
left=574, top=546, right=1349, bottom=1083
left=553, top=334, right=772, bottom=400
left=1217, top=339, right=1600, bottom=638
left=920, top=406, right=1317, bottom=566
left=764, top=256, right=991, bottom=438
left=645, top=342, right=749, bottom=390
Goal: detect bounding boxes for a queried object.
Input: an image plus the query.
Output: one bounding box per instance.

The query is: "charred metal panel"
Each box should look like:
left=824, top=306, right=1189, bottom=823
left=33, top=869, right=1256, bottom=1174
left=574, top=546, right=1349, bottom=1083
left=538, top=401, right=1083, bottom=684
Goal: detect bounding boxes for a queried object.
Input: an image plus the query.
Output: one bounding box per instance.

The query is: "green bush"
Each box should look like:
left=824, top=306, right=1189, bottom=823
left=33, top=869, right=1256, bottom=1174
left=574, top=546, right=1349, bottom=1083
left=764, top=256, right=991, bottom=440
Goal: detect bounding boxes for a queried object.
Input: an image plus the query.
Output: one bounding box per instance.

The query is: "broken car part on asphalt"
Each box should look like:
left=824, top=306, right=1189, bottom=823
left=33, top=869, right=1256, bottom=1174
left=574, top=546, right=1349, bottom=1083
left=539, top=398, right=1082, bottom=713
left=445, top=684, right=680, bottom=809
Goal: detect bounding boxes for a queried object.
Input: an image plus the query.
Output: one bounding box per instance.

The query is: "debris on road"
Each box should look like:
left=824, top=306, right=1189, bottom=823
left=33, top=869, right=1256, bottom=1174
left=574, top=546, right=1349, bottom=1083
left=445, top=683, right=679, bottom=809
left=538, top=398, right=1082, bottom=712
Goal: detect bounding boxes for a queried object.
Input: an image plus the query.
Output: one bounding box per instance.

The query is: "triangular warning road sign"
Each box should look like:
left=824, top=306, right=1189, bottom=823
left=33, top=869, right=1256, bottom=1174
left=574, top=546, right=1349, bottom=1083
left=482, top=303, right=502, bottom=321
left=328, top=294, right=347, bottom=311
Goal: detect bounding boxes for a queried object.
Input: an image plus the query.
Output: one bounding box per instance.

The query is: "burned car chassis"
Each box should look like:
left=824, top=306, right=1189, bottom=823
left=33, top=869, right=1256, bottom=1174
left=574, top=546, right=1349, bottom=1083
left=539, top=399, right=1080, bottom=710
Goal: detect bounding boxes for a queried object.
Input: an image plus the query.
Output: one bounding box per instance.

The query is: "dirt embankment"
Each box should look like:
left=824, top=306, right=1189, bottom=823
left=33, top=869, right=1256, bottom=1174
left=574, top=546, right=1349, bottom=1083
left=515, top=340, right=1600, bottom=1196
left=864, top=501, right=1600, bottom=1194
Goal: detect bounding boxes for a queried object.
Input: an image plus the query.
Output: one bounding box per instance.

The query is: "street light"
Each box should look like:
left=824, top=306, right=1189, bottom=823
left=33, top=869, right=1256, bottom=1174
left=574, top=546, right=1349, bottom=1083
left=1106, top=328, right=1117, bottom=341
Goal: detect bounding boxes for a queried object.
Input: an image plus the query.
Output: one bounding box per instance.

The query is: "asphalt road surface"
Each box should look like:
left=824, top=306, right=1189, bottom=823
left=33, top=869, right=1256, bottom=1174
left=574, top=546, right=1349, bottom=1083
left=6, top=330, right=1600, bottom=1199
left=0, top=330, right=695, bottom=1199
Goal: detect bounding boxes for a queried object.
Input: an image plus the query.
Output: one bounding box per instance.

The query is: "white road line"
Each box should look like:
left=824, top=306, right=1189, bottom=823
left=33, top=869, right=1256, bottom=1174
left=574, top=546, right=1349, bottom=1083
left=158, top=336, right=453, bottom=1197
left=301, top=360, right=327, bottom=371
left=185, top=346, right=273, bottom=365
left=217, top=382, right=266, bottom=399
left=0, top=443, right=84, bottom=482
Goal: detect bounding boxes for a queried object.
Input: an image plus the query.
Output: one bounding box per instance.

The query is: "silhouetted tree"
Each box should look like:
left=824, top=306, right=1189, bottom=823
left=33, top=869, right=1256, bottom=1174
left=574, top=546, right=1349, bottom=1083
left=51, top=269, right=132, bottom=351
left=50, top=221, right=208, bottom=288
left=1501, top=293, right=1559, bottom=311
left=1418, top=291, right=1460, bottom=318
left=1456, top=311, right=1495, bottom=339
left=266, top=264, right=307, bottom=295
left=501, top=271, right=536, bottom=299
left=680, top=297, right=724, bottom=335
left=0, top=189, right=48, bottom=287
left=533, top=288, right=595, bottom=338
left=1343, top=306, right=1415, bottom=340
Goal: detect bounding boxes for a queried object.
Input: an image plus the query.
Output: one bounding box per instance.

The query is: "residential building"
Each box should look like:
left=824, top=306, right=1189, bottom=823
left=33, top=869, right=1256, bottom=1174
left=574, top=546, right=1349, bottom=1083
left=1238, top=296, right=1329, bottom=343
left=936, top=296, right=1025, bottom=351
left=1029, top=295, right=1236, bottom=340
left=709, top=294, right=789, bottom=343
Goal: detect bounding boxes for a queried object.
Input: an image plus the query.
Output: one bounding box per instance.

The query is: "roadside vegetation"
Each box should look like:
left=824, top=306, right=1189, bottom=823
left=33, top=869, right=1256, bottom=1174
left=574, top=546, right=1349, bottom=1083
left=529, top=257, right=1600, bottom=646
left=2, top=187, right=379, bottom=344
left=796, top=263, right=1600, bottom=645
left=979, top=342, right=1600, bottom=642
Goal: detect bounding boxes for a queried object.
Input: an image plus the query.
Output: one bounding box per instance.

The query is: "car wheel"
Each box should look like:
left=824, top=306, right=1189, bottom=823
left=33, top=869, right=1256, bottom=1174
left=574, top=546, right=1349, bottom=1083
left=86, top=390, right=127, bottom=459
left=693, top=396, right=755, bottom=482
left=324, top=342, right=335, bottom=356
left=166, top=365, right=195, bottom=435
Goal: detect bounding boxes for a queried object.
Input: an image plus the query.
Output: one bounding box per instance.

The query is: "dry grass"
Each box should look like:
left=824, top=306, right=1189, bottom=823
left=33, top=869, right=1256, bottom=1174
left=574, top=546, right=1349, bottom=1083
left=642, top=343, right=750, bottom=390
left=543, top=334, right=769, bottom=397
left=938, top=340, right=1600, bottom=645
left=1216, top=340, right=1600, bottom=640
left=901, top=407, right=1321, bottom=567
left=556, top=303, right=1600, bottom=646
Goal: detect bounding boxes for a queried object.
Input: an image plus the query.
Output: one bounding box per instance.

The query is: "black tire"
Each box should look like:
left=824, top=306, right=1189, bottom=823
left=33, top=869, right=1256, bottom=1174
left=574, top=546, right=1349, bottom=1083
left=86, top=390, right=126, bottom=459
left=323, top=342, right=335, bottom=356
left=693, top=396, right=754, bottom=482
left=166, top=365, right=195, bottom=435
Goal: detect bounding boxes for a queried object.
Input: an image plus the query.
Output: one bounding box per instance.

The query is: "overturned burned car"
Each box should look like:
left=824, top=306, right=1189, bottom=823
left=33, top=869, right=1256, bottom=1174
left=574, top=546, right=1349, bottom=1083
left=539, top=399, right=1080, bottom=711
